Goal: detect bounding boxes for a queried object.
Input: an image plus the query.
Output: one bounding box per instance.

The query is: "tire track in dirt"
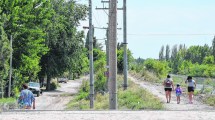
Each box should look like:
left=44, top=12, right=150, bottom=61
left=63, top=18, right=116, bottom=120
left=35, top=77, right=86, bottom=110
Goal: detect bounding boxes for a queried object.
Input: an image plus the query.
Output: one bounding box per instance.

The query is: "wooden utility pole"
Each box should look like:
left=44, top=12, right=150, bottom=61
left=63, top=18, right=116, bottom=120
left=123, top=0, right=128, bottom=90
left=108, top=0, right=117, bottom=109
left=89, top=0, right=94, bottom=109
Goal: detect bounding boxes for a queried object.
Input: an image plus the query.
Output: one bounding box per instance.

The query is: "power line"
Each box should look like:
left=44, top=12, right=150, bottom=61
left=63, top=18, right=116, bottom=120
left=118, top=33, right=215, bottom=36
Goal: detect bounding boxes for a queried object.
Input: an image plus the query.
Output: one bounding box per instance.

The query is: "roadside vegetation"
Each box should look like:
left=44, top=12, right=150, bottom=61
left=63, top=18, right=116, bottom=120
left=66, top=75, right=163, bottom=110
left=0, top=98, right=17, bottom=111
left=0, top=0, right=88, bottom=100
left=203, top=95, right=215, bottom=106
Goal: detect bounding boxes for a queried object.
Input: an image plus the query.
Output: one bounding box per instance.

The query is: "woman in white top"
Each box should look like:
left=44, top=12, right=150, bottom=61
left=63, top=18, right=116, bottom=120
left=163, top=75, right=174, bottom=103
left=185, top=76, right=196, bottom=104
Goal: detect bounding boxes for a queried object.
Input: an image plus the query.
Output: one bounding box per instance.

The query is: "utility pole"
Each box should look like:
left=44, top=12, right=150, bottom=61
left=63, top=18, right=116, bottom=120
left=123, top=0, right=128, bottom=90
left=105, top=29, right=109, bottom=91
left=108, top=0, right=117, bottom=109
left=8, top=35, right=12, bottom=97
left=89, top=0, right=94, bottom=109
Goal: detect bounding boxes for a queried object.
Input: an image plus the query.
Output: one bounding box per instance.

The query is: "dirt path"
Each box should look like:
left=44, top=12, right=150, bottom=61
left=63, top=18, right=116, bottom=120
left=35, top=77, right=85, bottom=110
left=129, top=75, right=215, bottom=110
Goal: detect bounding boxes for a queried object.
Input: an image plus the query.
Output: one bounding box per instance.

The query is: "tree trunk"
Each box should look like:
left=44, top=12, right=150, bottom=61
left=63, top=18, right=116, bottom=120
left=39, top=77, right=44, bottom=87
left=46, top=75, right=51, bottom=91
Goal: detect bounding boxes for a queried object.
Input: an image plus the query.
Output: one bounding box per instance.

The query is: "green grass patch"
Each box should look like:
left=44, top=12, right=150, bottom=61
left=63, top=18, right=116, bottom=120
left=0, top=97, right=16, bottom=104
left=0, top=97, right=17, bottom=111
left=203, top=95, right=215, bottom=106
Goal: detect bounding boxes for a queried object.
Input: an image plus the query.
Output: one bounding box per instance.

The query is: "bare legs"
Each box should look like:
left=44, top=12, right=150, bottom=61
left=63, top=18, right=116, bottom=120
left=165, top=91, right=171, bottom=103
left=177, top=96, right=180, bottom=104
left=188, top=92, right=194, bottom=104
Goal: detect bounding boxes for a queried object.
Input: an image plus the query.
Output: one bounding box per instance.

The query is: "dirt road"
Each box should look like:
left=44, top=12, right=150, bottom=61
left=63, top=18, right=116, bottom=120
left=129, top=75, right=215, bottom=111
left=35, top=77, right=84, bottom=110
left=2, top=111, right=215, bottom=120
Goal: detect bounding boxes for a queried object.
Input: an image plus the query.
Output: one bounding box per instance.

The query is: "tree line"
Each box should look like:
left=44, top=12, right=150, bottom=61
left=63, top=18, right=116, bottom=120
left=158, top=37, right=215, bottom=77
left=0, top=0, right=89, bottom=97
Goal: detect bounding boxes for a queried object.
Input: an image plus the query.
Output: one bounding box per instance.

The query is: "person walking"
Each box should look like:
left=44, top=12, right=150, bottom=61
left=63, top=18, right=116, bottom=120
left=185, top=76, right=196, bottom=104
left=175, top=84, right=182, bottom=104
left=163, top=75, right=174, bottom=103
left=18, top=83, right=35, bottom=109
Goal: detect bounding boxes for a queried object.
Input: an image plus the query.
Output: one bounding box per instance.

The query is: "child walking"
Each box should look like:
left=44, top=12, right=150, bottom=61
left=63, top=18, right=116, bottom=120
left=175, top=84, right=182, bottom=104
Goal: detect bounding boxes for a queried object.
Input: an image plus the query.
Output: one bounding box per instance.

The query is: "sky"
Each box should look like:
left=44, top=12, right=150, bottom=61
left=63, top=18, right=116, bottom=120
left=76, top=0, right=215, bottom=59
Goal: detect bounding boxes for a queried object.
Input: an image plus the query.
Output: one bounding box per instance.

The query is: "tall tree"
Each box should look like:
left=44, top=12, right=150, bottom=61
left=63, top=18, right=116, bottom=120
left=0, top=0, right=52, bottom=94
left=212, top=36, right=215, bottom=58
left=159, top=45, right=164, bottom=61
left=171, top=45, right=178, bottom=60
left=0, top=18, right=11, bottom=97
left=38, top=0, right=88, bottom=90
left=165, top=44, right=170, bottom=61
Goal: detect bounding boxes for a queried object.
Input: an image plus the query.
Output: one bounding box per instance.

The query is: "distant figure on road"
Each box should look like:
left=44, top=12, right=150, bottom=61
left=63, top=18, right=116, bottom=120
left=163, top=75, right=174, bottom=103
left=185, top=76, right=196, bottom=104
left=175, top=83, right=182, bottom=104
left=18, top=83, right=35, bottom=109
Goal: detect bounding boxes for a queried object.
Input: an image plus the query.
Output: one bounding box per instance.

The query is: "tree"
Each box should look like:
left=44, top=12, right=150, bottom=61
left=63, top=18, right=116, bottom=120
left=185, top=45, right=211, bottom=64
left=212, top=36, right=215, bottom=58
left=38, top=0, right=88, bottom=90
left=0, top=19, right=11, bottom=97
left=0, top=0, right=52, bottom=95
left=117, top=43, right=134, bottom=73
left=171, top=45, right=178, bottom=60
left=170, top=45, right=178, bottom=73
left=165, top=44, right=170, bottom=61
left=159, top=45, right=164, bottom=61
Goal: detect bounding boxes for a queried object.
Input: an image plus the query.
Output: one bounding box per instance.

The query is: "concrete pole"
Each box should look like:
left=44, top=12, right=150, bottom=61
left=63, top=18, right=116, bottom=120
left=105, top=29, right=109, bottom=92
left=123, top=0, right=128, bottom=90
left=108, top=0, right=117, bottom=109
left=8, top=35, right=12, bottom=97
left=89, top=0, right=94, bottom=109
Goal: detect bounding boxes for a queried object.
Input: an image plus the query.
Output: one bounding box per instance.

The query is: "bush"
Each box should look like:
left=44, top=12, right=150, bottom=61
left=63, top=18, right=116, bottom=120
left=203, top=95, right=215, bottom=106
left=50, top=82, right=57, bottom=90
left=142, top=70, right=160, bottom=83
left=0, top=98, right=17, bottom=111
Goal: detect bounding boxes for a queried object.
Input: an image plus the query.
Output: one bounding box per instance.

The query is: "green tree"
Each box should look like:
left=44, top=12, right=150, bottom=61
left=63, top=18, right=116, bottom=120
left=159, top=45, right=164, bottom=61
left=0, top=0, right=52, bottom=95
left=165, top=44, right=170, bottom=61
left=212, top=36, right=215, bottom=58
left=38, top=0, right=88, bottom=90
left=117, top=43, right=134, bottom=73
left=0, top=19, right=11, bottom=97
left=185, top=45, right=211, bottom=64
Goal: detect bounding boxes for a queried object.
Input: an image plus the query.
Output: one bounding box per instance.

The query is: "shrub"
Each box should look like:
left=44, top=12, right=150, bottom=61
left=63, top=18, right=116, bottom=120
left=50, top=82, right=57, bottom=90
left=203, top=95, right=215, bottom=106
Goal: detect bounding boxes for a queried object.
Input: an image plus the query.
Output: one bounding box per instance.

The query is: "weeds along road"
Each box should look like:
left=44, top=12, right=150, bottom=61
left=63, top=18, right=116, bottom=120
left=35, top=77, right=84, bottom=110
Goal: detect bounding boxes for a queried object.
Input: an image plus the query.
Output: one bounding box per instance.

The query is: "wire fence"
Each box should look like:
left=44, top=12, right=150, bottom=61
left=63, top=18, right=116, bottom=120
left=171, top=74, right=215, bottom=95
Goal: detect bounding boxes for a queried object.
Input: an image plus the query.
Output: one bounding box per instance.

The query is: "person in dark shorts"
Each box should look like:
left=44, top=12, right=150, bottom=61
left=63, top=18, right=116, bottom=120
left=163, top=75, right=174, bottom=103
left=185, top=76, right=196, bottom=104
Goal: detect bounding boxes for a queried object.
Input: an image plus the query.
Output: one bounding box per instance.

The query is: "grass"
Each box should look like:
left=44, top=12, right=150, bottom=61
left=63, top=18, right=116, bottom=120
left=66, top=75, right=163, bottom=110
left=0, top=97, right=17, bottom=112
left=0, top=97, right=16, bottom=104
left=203, top=95, right=215, bottom=106
left=129, top=70, right=160, bottom=83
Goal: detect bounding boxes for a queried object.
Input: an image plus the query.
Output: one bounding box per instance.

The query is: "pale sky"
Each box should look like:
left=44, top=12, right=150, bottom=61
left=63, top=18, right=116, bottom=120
left=77, top=0, right=215, bottom=59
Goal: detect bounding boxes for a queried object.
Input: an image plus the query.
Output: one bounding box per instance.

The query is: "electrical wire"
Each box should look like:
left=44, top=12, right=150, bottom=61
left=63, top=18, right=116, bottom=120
left=118, top=33, right=215, bottom=36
